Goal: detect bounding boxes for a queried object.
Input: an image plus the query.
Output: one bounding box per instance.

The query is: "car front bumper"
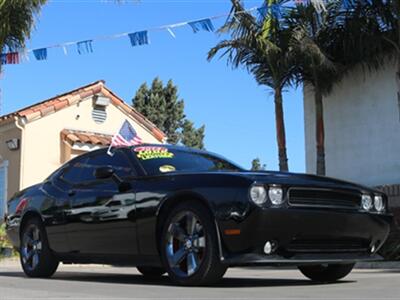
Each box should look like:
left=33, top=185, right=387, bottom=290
left=217, top=206, right=392, bottom=266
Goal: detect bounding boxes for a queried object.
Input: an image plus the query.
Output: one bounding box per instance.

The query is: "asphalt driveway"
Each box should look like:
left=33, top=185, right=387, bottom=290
left=0, top=260, right=399, bottom=299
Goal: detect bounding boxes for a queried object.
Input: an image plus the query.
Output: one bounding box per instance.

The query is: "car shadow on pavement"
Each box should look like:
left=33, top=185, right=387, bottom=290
left=0, top=271, right=354, bottom=288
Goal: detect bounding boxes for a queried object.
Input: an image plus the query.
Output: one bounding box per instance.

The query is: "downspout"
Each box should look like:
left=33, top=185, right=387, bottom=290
left=14, top=117, right=26, bottom=190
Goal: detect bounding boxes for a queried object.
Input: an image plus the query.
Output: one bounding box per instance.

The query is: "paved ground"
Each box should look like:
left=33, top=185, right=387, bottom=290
left=0, top=259, right=400, bottom=299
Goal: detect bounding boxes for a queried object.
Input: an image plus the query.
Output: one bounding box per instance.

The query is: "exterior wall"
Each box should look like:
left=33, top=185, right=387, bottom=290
left=304, top=62, right=399, bottom=187
left=0, top=122, right=22, bottom=200
left=21, top=94, right=161, bottom=190
left=0, top=122, right=22, bottom=220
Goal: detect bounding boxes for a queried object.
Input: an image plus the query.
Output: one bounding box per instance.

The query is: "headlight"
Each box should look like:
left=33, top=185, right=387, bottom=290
left=268, top=186, right=284, bottom=205
left=361, top=194, right=373, bottom=211
left=250, top=185, right=267, bottom=205
left=374, top=195, right=385, bottom=212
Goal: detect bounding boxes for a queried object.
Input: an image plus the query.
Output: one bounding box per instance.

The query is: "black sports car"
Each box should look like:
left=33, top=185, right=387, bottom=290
left=5, top=145, right=391, bottom=285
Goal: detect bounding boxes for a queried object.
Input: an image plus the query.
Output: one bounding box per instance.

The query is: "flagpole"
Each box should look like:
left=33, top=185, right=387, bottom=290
left=107, top=136, right=115, bottom=156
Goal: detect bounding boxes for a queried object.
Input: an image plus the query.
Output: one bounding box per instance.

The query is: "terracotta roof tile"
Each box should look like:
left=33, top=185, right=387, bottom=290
left=40, top=105, right=55, bottom=117
left=61, top=129, right=112, bottom=146
left=53, top=100, right=69, bottom=111
left=1, top=80, right=166, bottom=142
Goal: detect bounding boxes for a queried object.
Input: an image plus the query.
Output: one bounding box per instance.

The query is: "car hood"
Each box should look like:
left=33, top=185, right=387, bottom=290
left=233, top=170, right=375, bottom=192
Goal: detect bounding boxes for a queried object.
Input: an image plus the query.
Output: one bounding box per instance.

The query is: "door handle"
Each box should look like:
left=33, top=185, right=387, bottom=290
left=68, top=190, right=76, bottom=197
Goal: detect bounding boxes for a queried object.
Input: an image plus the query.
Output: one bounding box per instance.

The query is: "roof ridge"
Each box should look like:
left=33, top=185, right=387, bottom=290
left=0, top=80, right=166, bottom=142
left=0, top=80, right=105, bottom=120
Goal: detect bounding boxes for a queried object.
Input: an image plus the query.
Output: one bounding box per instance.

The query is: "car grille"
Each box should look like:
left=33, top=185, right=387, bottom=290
left=288, top=188, right=361, bottom=210
left=286, top=239, right=370, bottom=254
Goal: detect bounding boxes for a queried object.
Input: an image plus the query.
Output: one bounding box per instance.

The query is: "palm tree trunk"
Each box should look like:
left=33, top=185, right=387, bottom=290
left=274, top=87, right=289, bottom=172
left=314, top=86, right=326, bottom=176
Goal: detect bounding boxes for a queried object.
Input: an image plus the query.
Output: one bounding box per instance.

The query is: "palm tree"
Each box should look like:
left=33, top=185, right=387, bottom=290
left=208, top=0, right=295, bottom=171
left=286, top=4, right=340, bottom=176
left=0, top=0, right=47, bottom=55
left=290, top=1, right=397, bottom=175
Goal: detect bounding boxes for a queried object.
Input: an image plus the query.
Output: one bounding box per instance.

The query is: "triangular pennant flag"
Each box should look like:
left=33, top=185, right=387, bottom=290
left=188, top=19, right=214, bottom=33
left=77, top=40, right=94, bottom=55
left=167, top=28, right=176, bottom=38
left=20, top=50, right=29, bottom=62
left=0, top=54, right=6, bottom=65
left=257, top=6, right=268, bottom=18
left=5, top=52, right=19, bottom=64
left=271, top=4, right=282, bottom=19
left=33, top=48, right=48, bottom=61
left=128, top=31, right=149, bottom=47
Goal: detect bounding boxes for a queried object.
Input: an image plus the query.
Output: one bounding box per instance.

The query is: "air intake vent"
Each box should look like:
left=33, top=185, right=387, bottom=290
left=288, top=188, right=361, bottom=210
left=92, top=105, right=107, bottom=124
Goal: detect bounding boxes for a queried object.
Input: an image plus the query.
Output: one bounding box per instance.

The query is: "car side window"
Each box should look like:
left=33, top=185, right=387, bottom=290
left=79, top=150, right=134, bottom=183
left=61, top=157, right=88, bottom=184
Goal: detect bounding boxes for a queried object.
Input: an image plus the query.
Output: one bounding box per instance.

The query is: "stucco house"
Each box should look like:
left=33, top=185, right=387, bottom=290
left=0, top=80, right=165, bottom=220
left=303, top=61, right=400, bottom=207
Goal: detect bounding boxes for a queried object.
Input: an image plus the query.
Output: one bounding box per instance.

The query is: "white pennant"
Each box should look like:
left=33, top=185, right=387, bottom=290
left=167, top=27, right=176, bottom=38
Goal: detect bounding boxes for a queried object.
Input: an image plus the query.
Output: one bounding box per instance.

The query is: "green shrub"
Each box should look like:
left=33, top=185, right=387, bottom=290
left=0, top=223, right=12, bottom=249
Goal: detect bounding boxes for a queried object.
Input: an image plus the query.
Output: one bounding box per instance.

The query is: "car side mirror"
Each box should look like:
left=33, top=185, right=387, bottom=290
left=94, top=167, right=114, bottom=179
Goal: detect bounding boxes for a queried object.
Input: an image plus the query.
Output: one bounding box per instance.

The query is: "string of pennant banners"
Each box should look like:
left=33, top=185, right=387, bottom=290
left=0, top=7, right=253, bottom=65
left=0, top=0, right=350, bottom=66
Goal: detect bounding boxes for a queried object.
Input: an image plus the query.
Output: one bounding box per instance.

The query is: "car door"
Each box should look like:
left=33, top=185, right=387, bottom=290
left=65, top=149, right=138, bottom=255
left=39, top=163, right=79, bottom=253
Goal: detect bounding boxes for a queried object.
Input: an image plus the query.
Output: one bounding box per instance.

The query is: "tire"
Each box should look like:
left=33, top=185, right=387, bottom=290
left=19, top=217, right=59, bottom=278
left=298, top=263, right=355, bottom=282
left=160, top=201, right=227, bottom=286
left=136, top=266, right=165, bottom=279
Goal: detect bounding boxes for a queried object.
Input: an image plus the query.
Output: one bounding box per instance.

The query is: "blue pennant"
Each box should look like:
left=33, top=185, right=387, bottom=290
left=0, top=54, right=6, bottom=65
left=77, top=40, right=93, bottom=55
left=188, top=19, right=214, bottom=33
left=257, top=6, right=268, bottom=18
left=271, top=4, right=282, bottom=19
left=128, top=31, right=149, bottom=47
left=33, top=48, right=47, bottom=61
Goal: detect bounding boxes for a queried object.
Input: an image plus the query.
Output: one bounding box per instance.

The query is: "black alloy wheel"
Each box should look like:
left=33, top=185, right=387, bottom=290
left=20, top=217, right=59, bottom=278
left=298, top=263, right=355, bottom=282
left=160, top=201, right=227, bottom=286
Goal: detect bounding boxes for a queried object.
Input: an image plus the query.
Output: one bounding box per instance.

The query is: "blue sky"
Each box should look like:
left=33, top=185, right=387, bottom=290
left=0, top=0, right=305, bottom=172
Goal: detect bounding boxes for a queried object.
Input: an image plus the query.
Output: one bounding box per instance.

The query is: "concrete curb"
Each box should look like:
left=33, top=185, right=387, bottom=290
left=356, top=261, right=400, bottom=269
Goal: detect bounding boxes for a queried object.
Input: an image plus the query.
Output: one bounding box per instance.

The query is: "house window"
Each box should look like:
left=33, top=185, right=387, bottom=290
left=0, top=161, right=8, bottom=221
left=92, top=105, right=107, bottom=124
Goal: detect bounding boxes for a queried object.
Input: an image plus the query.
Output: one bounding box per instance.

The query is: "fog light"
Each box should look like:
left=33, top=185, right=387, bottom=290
left=371, top=245, right=376, bottom=253
left=264, top=241, right=277, bottom=255
left=264, top=241, right=272, bottom=255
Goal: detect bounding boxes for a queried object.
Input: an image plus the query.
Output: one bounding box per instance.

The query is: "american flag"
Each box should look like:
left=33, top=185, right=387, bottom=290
left=111, top=120, right=143, bottom=147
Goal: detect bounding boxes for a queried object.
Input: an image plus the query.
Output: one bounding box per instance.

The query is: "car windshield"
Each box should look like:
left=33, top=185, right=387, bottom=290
left=132, top=146, right=243, bottom=175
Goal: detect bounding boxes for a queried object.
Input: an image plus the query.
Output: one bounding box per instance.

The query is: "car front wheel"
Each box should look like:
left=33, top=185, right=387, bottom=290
left=20, top=217, right=59, bottom=278
left=160, top=201, right=227, bottom=286
left=298, top=263, right=355, bottom=282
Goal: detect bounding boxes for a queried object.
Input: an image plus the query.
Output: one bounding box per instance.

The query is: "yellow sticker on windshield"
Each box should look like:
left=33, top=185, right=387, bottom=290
left=159, top=165, right=176, bottom=173
left=135, top=146, right=174, bottom=160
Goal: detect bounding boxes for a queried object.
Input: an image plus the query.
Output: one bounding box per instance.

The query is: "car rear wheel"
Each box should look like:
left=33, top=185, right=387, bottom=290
left=136, top=266, right=165, bottom=279
left=160, top=201, right=227, bottom=286
left=298, top=263, right=355, bottom=282
left=20, top=217, right=59, bottom=278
